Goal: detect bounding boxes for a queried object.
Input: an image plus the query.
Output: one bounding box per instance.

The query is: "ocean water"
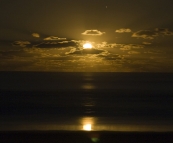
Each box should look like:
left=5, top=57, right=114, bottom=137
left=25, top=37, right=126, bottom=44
left=0, top=72, right=173, bottom=131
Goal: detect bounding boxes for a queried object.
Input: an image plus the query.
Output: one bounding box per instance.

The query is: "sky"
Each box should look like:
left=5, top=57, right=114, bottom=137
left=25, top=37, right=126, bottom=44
left=1, top=0, right=173, bottom=72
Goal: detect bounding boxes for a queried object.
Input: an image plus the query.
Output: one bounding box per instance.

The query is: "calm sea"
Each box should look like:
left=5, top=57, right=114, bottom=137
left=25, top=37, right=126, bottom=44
left=0, top=72, right=173, bottom=131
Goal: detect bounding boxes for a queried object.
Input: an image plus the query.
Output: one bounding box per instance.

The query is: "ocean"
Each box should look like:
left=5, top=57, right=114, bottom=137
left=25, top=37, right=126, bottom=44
left=1, top=72, right=173, bottom=132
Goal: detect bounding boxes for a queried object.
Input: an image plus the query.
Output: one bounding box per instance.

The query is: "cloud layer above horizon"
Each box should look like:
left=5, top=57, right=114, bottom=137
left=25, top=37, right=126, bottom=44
left=0, top=27, right=173, bottom=72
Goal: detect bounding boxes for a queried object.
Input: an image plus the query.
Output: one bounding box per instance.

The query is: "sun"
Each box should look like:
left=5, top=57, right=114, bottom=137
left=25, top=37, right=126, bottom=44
left=83, top=124, right=92, bottom=131
left=83, top=43, right=93, bottom=49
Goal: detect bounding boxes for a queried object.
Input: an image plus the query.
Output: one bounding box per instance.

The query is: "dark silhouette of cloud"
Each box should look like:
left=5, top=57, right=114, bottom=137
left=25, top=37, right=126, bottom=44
left=99, top=54, right=122, bottom=60
left=58, top=41, right=69, bottom=44
left=132, top=28, right=173, bottom=39
left=65, top=47, right=107, bottom=55
left=132, top=30, right=158, bottom=39
left=11, top=32, right=79, bottom=49
left=155, top=28, right=173, bottom=35
left=12, top=41, right=31, bottom=47
left=44, top=36, right=66, bottom=40
left=82, top=48, right=105, bottom=54
left=120, top=44, right=143, bottom=51
left=82, top=30, right=105, bottom=36
left=34, top=41, right=77, bottom=48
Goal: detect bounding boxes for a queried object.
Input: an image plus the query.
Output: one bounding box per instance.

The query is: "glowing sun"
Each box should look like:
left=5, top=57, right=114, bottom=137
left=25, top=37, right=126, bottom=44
left=83, top=124, right=92, bottom=131
left=83, top=43, right=93, bottom=49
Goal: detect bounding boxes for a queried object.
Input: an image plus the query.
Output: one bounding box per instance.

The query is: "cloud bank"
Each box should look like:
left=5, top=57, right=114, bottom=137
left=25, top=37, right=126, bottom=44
left=132, top=28, right=173, bottom=39
left=44, top=36, right=66, bottom=41
left=34, top=41, right=77, bottom=48
left=12, top=41, right=31, bottom=47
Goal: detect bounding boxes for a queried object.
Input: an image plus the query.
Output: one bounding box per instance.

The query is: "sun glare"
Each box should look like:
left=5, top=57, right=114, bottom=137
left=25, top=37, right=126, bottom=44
left=81, top=117, right=95, bottom=131
left=83, top=43, right=93, bottom=49
left=83, top=124, right=92, bottom=131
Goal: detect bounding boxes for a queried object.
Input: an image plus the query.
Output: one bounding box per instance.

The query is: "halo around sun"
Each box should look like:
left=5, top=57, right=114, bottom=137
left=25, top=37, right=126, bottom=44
left=83, top=43, right=93, bottom=49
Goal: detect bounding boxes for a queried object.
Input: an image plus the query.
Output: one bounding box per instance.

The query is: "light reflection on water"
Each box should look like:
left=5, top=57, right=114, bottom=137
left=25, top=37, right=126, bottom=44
left=81, top=73, right=96, bottom=90
left=81, top=117, right=96, bottom=131
left=81, top=84, right=96, bottom=90
left=4, top=120, right=173, bottom=132
left=1, top=72, right=173, bottom=132
left=48, top=123, right=173, bottom=132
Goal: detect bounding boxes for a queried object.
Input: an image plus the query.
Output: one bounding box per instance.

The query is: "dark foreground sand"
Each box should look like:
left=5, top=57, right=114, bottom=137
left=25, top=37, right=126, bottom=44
left=1, top=131, right=173, bottom=143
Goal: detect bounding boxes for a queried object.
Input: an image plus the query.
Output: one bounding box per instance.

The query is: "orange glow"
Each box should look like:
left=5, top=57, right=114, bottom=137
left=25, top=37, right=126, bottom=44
left=81, top=117, right=96, bottom=131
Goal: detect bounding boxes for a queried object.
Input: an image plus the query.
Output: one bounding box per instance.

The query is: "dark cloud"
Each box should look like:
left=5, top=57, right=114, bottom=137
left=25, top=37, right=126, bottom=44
left=120, top=44, right=143, bottom=51
left=0, top=50, right=19, bottom=59
left=132, top=28, right=173, bottom=39
left=81, top=30, right=105, bottom=36
left=65, top=47, right=107, bottom=55
left=34, top=41, right=77, bottom=48
left=58, top=41, right=69, bottom=44
left=23, top=47, right=61, bottom=58
left=115, top=28, right=132, bottom=33
left=132, top=30, right=158, bottom=39
left=12, top=41, right=31, bottom=47
left=99, top=54, right=122, bottom=60
left=0, top=60, right=36, bottom=71
left=82, top=48, right=105, bottom=54
left=44, top=36, right=66, bottom=40
left=1, top=30, right=173, bottom=72
left=155, top=28, right=173, bottom=35
left=12, top=40, right=77, bottom=48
